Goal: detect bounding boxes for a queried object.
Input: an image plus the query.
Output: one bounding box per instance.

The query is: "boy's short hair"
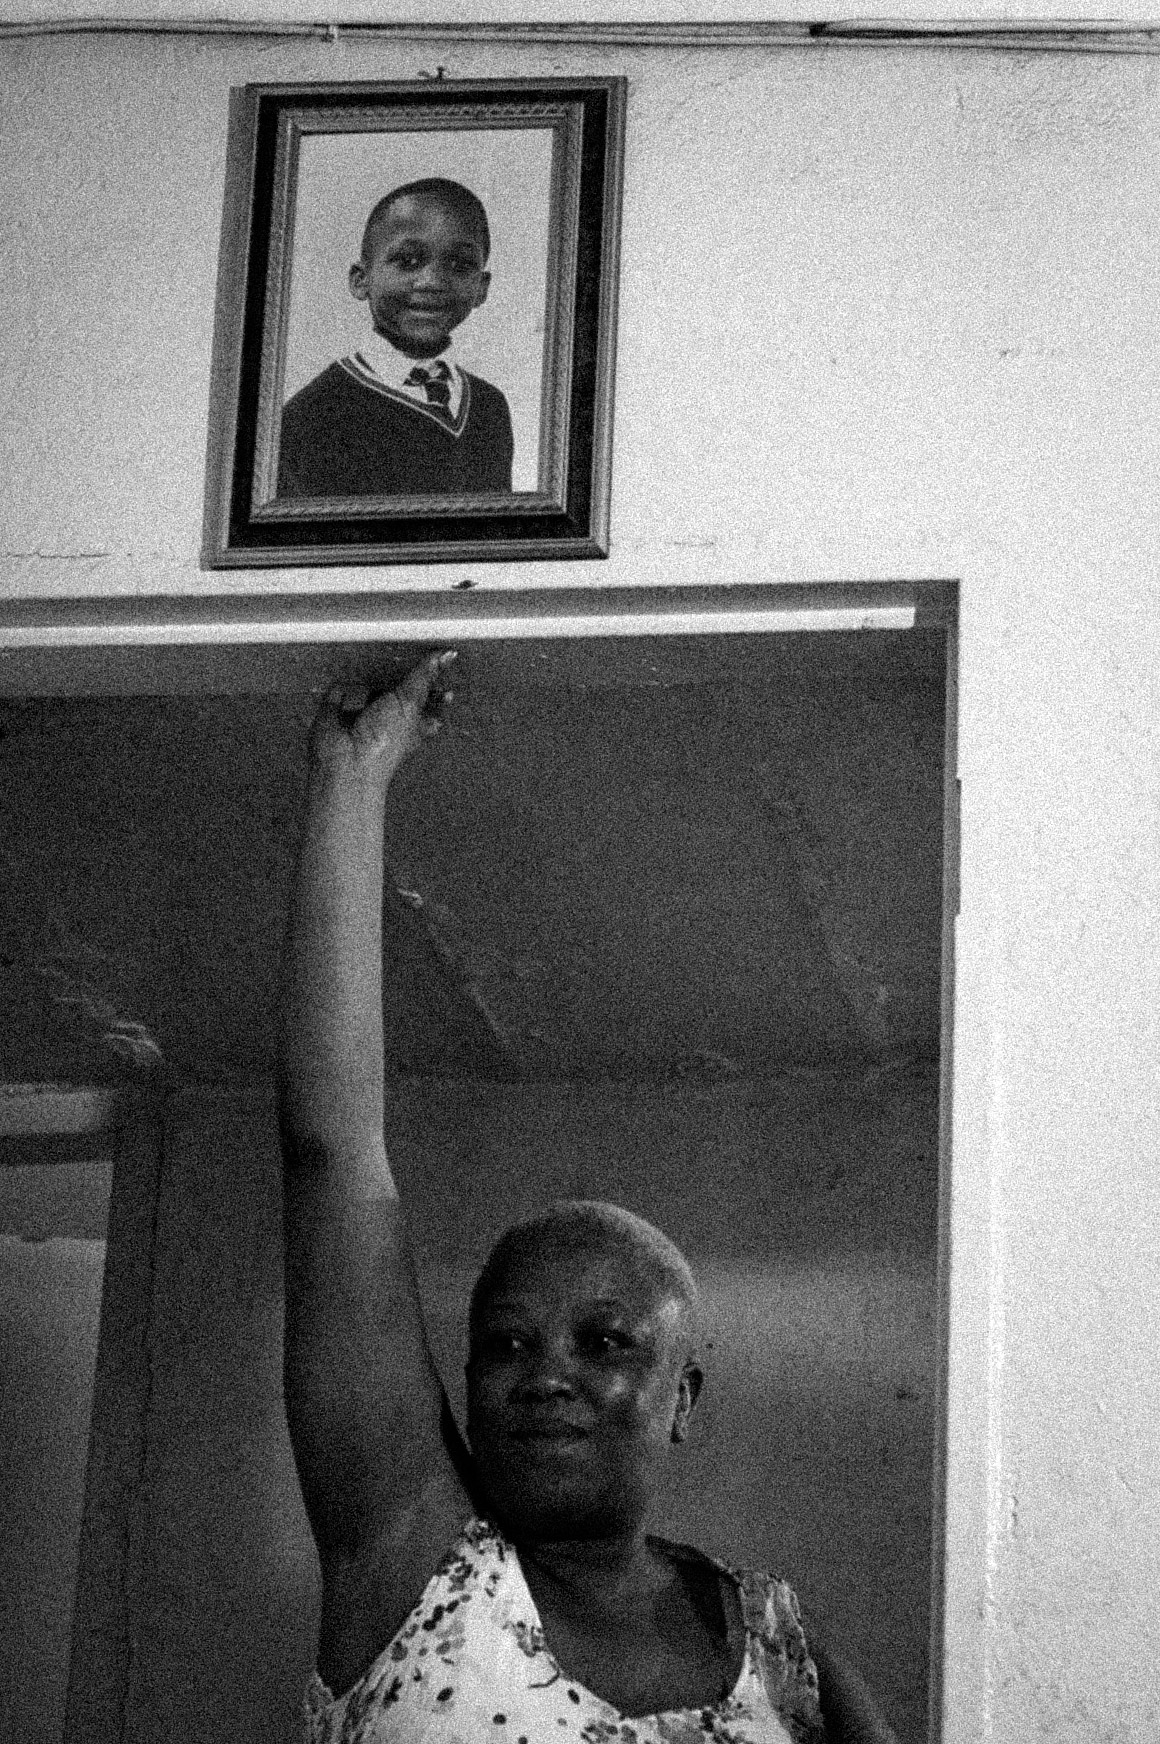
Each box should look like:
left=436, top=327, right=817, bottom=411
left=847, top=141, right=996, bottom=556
left=361, top=178, right=491, bottom=264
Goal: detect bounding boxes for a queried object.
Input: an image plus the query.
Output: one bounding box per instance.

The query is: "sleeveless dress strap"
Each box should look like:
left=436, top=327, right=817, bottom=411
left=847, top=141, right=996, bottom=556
left=733, top=1566, right=827, bottom=1744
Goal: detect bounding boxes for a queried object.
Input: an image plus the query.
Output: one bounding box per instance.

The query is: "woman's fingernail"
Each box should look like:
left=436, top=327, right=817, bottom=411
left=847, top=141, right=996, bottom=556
left=438, top=650, right=458, bottom=666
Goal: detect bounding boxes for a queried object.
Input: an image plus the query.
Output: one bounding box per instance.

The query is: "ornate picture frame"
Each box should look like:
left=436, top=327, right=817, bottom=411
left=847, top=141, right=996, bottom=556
left=204, top=77, right=625, bottom=568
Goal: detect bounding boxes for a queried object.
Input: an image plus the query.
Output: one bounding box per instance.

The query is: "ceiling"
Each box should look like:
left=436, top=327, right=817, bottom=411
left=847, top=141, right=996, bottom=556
left=0, top=628, right=947, bottom=1085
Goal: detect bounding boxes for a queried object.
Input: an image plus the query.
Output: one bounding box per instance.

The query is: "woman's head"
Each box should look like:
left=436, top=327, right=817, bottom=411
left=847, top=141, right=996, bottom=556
left=465, top=1203, right=703, bottom=1543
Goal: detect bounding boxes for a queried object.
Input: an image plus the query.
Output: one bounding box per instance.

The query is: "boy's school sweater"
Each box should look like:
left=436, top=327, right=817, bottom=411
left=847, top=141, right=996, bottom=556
left=277, top=358, right=515, bottom=499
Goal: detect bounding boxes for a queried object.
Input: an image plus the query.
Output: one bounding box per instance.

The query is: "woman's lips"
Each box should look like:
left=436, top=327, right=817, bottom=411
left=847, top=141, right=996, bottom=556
left=510, top=1419, right=591, bottom=1444
left=512, top=1433, right=590, bottom=1460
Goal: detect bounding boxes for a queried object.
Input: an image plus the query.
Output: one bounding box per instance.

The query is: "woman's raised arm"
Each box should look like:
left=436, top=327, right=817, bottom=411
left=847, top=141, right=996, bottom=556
left=279, top=655, right=473, bottom=1693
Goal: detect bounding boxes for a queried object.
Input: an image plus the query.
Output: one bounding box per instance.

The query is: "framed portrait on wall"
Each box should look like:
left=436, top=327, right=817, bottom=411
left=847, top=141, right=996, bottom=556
left=204, top=78, right=625, bottom=568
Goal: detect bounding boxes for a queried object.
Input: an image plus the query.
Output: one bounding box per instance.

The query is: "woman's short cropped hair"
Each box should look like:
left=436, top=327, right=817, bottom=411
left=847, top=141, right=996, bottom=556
left=469, top=1200, right=700, bottom=1338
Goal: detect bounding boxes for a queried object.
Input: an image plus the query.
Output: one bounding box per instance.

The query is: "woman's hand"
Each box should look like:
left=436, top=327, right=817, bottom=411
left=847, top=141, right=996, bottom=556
left=308, top=651, right=456, bottom=789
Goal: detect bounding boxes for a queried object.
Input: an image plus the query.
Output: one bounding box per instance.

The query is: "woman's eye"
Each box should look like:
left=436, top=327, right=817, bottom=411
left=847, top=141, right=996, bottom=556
left=486, top=1331, right=526, bottom=1355
left=587, top=1331, right=630, bottom=1355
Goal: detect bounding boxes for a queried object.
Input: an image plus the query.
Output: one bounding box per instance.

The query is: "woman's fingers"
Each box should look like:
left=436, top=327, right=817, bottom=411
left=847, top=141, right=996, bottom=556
left=418, top=651, right=457, bottom=736
left=353, top=652, right=457, bottom=756
left=309, top=653, right=457, bottom=773
left=397, top=649, right=455, bottom=712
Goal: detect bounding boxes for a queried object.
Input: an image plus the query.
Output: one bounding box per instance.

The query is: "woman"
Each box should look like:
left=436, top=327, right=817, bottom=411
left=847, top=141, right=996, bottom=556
left=279, top=655, right=899, bottom=1743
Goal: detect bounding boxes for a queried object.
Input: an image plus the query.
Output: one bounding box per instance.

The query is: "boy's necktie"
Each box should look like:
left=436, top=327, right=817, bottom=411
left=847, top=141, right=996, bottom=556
left=404, top=361, right=453, bottom=410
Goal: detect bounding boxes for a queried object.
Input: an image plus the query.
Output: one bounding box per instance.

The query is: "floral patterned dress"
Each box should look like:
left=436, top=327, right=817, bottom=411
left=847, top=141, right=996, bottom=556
left=304, top=1519, right=825, bottom=1744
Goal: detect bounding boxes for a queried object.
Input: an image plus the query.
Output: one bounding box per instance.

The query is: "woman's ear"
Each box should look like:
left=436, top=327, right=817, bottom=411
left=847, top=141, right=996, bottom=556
left=671, top=1359, right=704, bottom=1444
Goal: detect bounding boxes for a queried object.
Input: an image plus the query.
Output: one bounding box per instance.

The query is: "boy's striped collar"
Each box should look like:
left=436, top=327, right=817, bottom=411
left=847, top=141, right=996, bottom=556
left=353, top=330, right=464, bottom=418
left=340, top=353, right=472, bottom=439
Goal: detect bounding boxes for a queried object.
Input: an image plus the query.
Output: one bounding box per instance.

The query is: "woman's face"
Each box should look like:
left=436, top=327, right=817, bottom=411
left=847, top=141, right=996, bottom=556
left=465, top=1230, right=701, bottom=1542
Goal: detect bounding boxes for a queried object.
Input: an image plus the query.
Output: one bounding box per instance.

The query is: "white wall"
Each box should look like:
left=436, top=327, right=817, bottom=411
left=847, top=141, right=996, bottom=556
left=4, top=33, right=1158, bottom=608
left=2, top=23, right=1158, bottom=1743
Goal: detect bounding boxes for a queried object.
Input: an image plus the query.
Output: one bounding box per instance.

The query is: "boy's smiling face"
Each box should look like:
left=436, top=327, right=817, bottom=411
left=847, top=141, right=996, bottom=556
left=349, top=193, right=491, bottom=360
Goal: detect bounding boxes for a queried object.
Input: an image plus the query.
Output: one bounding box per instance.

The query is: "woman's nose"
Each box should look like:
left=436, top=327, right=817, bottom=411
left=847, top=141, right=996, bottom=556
left=519, top=1374, right=574, bottom=1402
left=515, top=1343, right=577, bottom=1399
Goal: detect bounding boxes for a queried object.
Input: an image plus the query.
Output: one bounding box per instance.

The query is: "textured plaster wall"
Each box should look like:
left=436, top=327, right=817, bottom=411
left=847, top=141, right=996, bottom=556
left=0, top=632, right=945, bottom=1084
left=0, top=24, right=1158, bottom=1744
left=3, top=3, right=1141, bottom=27
left=1, top=36, right=1156, bottom=606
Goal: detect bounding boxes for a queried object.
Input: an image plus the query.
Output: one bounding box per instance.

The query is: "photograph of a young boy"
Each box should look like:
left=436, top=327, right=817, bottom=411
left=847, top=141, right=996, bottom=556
left=277, top=178, right=515, bottom=500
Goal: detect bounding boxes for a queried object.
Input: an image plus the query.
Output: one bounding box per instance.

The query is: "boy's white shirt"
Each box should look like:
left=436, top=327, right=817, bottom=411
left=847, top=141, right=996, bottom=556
left=351, top=330, right=464, bottom=417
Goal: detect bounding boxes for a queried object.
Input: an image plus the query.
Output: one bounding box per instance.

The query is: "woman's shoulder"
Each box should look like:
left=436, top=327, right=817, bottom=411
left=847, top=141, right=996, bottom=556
left=652, top=1534, right=809, bottom=1641
left=729, top=1559, right=812, bottom=1649
left=653, top=1536, right=824, bottom=1738
left=725, top=1560, right=825, bottom=1742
